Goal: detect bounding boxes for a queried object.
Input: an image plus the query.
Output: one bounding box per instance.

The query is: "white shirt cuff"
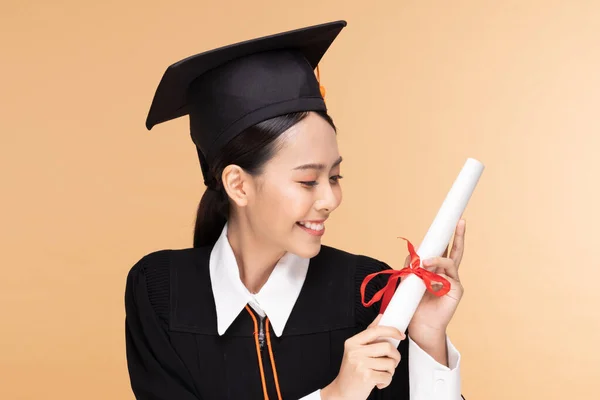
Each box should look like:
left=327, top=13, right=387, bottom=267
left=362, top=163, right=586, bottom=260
left=299, top=389, right=322, bottom=400
left=409, top=335, right=462, bottom=400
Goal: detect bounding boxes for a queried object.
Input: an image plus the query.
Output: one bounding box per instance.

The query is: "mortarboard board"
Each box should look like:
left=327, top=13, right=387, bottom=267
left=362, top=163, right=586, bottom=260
left=145, top=20, right=347, bottom=186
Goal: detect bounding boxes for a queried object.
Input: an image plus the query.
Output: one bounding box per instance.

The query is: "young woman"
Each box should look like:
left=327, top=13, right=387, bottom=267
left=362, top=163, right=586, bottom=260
left=125, top=20, right=466, bottom=400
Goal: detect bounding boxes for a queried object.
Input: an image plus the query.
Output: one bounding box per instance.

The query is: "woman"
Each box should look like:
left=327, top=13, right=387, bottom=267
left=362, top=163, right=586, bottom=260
left=125, top=20, right=465, bottom=400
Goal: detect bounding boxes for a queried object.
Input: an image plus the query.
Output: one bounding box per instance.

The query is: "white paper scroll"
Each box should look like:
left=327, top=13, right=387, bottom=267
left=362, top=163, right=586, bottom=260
left=378, top=158, right=485, bottom=347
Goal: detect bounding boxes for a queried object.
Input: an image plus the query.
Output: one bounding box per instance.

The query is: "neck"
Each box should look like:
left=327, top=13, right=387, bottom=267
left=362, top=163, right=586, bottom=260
left=226, top=216, right=286, bottom=294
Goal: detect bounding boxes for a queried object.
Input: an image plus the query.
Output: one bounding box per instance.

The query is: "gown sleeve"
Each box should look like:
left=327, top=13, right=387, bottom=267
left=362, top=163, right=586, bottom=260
left=125, top=250, right=202, bottom=400
left=355, top=256, right=465, bottom=400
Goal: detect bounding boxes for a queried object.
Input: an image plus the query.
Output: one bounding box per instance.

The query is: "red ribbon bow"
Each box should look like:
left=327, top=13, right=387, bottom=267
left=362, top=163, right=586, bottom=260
left=360, top=237, right=451, bottom=314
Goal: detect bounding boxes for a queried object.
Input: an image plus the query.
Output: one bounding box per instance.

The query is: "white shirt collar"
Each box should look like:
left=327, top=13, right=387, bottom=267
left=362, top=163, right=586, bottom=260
left=209, top=223, right=310, bottom=337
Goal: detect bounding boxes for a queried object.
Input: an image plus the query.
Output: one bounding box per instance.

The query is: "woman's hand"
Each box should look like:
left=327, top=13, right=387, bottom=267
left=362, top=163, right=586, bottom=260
left=407, top=219, right=466, bottom=359
left=321, top=315, right=405, bottom=400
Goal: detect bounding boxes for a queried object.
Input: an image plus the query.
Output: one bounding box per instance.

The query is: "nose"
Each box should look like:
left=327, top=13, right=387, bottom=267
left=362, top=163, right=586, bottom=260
left=315, top=181, right=341, bottom=213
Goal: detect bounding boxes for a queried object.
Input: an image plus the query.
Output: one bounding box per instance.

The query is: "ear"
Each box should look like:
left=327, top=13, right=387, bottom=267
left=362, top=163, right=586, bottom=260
left=221, top=165, right=252, bottom=207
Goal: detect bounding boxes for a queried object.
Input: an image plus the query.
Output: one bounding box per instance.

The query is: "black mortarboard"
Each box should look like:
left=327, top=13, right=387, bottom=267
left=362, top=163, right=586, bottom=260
left=145, top=20, right=347, bottom=186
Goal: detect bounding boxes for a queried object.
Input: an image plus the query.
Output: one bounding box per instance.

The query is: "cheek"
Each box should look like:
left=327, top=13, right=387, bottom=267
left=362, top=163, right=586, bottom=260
left=263, top=184, right=313, bottom=222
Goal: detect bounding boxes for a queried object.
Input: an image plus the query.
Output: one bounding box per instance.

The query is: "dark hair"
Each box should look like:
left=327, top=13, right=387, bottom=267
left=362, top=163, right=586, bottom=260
left=193, top=111, right=336, bottom=247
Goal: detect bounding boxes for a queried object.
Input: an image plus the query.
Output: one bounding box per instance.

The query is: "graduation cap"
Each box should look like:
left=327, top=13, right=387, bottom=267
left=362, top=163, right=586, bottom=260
left=145, top=20, right=347, bottom=187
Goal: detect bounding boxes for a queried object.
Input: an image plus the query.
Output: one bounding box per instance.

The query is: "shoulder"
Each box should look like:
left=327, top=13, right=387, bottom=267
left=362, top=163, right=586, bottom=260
left=126, top=247, right=206, bottom=286
left=125, top=246, right=213, bottom=324
left=127, top=249, right=173, bottom=281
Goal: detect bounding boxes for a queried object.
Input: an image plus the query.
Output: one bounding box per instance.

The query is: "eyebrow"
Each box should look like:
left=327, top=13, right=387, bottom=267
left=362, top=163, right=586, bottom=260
left=292, top=156, right=343, bottom=171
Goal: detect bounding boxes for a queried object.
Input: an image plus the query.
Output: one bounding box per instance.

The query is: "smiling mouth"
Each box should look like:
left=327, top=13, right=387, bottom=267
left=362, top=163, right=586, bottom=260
left=296, top=221, right=325, bottom=236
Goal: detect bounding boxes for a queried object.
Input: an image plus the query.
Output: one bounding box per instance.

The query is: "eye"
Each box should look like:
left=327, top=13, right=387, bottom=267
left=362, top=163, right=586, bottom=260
left=299, top=175, right=343, bottom=188
left=299, top=181, right=318, bottom=187
left=330, top=175, right=343, bottom=184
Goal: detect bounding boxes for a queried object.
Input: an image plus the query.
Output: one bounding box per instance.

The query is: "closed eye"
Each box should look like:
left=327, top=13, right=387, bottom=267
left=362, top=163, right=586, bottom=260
left=299, top=175, right=343, bottom=188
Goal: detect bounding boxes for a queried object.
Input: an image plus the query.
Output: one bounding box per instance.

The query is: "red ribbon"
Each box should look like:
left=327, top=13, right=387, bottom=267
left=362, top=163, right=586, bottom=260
left=360, top=237, right=451, bottom=314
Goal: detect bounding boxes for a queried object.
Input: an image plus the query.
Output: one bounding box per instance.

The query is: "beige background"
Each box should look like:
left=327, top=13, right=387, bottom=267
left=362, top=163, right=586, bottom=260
left=2, top=0, right=599, bottom=399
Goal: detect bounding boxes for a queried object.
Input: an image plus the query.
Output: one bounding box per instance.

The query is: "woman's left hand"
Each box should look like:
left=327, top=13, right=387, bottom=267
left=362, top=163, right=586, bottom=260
left=407, top=219, right=466, bottom=347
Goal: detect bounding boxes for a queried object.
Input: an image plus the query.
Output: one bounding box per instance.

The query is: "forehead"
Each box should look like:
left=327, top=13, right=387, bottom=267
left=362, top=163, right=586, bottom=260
left=268, top=113, right=339, bottom=167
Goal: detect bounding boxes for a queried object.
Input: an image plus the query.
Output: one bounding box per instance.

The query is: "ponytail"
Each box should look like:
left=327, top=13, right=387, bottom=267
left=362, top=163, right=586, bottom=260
left=193, top=187, right=229, bottom=248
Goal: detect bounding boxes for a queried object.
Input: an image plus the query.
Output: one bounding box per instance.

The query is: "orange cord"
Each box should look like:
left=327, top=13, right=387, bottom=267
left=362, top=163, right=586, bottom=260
left=316, top=65, right=326, bottom=100
left=245, top=305, right=269, bottom=400
left=265, top=319, right=283, bottom=400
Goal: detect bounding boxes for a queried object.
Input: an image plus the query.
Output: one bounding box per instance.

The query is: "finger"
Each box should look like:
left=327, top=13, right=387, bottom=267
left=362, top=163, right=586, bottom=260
left=368, top=359, right=396, bottom=390
left=361, top=342, right=401, bottom=365
left=367, top=370, right=393, bottom=388
left=353, top=325, right=406, bottom=345
left=423, top=257, right=459, bottom=281
left=368, top=314, right=383, bottom=328
left=441, top=245, right=449, bottom=258
left=365, top=356, right=398, bottom=375
left=449, top=219, right=466, bottom=268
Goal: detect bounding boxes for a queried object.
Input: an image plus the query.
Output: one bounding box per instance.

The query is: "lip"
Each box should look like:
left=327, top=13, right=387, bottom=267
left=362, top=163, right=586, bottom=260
left=298, top=219, right=327, bottom=224
left=297, top=223, right=326, bottom=237
left=296, top=218, right=327, bottom=237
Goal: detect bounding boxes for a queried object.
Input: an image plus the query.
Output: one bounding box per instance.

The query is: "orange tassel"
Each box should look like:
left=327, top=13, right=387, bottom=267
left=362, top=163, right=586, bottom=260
left=316, top=65, right=326, bottom=101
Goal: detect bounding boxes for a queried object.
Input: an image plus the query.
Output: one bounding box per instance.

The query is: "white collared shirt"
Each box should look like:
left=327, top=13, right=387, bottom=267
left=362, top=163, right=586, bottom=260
left=210, top=223, right=462, bottom=399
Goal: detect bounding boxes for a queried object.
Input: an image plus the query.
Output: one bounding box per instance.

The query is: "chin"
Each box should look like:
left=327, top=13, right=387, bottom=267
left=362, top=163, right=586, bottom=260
left=289, top=242, right=322, bottom=259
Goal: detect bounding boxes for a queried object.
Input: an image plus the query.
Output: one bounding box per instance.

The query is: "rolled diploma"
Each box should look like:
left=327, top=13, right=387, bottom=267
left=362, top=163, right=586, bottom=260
left=378, top=158, right=484, bottom=347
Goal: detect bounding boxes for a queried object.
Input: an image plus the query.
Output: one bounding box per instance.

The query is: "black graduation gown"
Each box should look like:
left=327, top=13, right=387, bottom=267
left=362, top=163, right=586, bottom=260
left=124, top=244, right=410, bottom=399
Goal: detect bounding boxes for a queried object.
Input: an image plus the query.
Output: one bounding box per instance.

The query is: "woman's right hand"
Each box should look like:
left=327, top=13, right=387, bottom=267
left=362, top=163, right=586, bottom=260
left=320, top=315, right=405, bottom=400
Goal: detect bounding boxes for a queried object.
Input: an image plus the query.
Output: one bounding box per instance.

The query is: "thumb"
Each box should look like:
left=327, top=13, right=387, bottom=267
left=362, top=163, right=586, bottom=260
left=368, top=314, right=383, bottom=328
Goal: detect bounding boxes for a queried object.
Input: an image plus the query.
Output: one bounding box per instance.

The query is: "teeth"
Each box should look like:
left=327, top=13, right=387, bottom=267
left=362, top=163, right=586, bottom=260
left=299, top=221, right=324, bottom=231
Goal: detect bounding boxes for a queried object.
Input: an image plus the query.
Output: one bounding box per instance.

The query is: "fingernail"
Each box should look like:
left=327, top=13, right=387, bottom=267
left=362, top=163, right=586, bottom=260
left=423, top=258, right=434, bottom=266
